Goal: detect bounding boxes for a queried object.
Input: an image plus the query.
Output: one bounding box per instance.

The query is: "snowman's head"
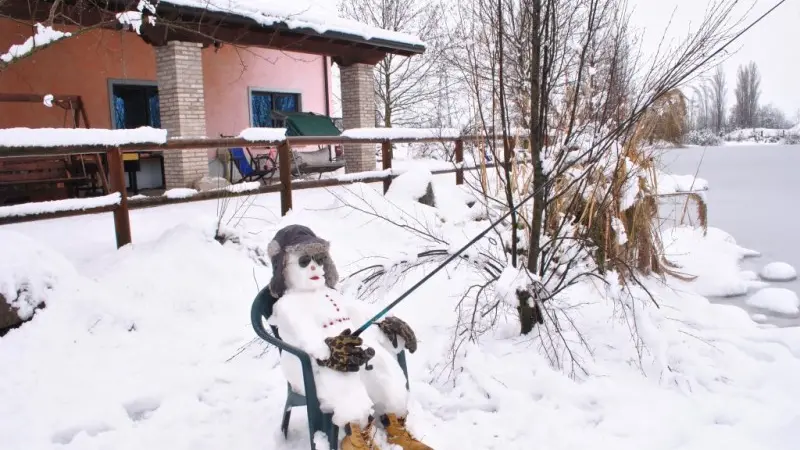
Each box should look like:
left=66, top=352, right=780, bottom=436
left=284, top=251, right=328, bottom=292
left=267, top=224, right=339, bottom=297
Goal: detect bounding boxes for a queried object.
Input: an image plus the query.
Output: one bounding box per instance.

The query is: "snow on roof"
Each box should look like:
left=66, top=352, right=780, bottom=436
left=0, top=127, right=167, bottom=148
left=160, top=0, right=425, bottom=48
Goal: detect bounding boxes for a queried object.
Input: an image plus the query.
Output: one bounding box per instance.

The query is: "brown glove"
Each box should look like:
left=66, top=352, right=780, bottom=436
left=316, top=329, right=376, bottom=372
left=377, top=317, right=418, bottom=353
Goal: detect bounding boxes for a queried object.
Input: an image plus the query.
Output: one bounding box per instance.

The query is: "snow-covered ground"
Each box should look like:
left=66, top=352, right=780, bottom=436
left=3, top=166, right=800, bottom=450
left=661, top=144, right=800, bottom=326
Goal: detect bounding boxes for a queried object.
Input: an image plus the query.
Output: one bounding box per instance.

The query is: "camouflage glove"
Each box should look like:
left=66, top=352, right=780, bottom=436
left=377, top=317, right=418, bottom=353
left=317, top=329, right=376, bottom=372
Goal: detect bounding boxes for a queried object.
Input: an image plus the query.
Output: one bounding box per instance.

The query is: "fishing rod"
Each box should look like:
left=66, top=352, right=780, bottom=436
left=352, top=188, right=537, bottom=336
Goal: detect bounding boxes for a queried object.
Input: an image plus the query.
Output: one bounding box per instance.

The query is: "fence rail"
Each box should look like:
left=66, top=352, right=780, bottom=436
left=0, top=135, right=485, bottom=158
left=0, top=135, right=496, bottom=248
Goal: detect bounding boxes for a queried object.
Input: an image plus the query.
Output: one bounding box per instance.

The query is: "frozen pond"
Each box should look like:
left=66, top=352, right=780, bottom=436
left=661, top=144, right=800, bottom=327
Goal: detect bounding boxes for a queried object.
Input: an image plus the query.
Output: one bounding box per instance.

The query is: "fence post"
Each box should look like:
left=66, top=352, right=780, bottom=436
left=455, top=139, right=464, bottom=185
left=107, top=148, right=132, bottom=248
left=279, top=141, right=293, bottom=215
left=381, top=141, right=392, bottom=194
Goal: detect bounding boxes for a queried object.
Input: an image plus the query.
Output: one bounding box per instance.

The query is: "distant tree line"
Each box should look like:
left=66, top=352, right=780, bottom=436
left=685, top=61, right=794, bottom=134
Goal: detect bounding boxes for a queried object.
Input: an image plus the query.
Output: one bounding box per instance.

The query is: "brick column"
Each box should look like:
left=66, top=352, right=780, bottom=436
left=155, top=41, right=209, bottom=189
left=340, top=63, right=377, bottom=173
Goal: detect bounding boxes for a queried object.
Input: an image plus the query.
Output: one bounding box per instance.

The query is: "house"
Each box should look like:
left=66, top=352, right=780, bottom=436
left=0, top=0, right=425, bottom=192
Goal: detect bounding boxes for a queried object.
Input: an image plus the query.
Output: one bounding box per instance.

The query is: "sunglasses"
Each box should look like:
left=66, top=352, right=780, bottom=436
left=298, top=254, right=327, bottom=268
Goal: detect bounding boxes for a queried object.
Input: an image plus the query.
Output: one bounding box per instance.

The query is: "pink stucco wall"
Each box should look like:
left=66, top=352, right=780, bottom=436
left=202, top=45, right=332, bottom=138
left=0, top=19, right=334, bottom=145
left=0, top=21, right=156, bottom=129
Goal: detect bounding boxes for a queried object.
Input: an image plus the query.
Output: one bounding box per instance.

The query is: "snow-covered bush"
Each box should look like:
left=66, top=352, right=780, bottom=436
left=684, top=129, right=722, bottom=146
left=783, top=133, right=800, bottom=145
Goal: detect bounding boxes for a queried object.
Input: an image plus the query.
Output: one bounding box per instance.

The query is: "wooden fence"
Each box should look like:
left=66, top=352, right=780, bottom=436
left=0, top=135, right=493, bottom=248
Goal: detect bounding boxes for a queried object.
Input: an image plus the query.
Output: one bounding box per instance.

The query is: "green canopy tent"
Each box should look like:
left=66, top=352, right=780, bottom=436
left=272, top=111, right=345, bottom=177
left=277, top=111, right=343, bottom=138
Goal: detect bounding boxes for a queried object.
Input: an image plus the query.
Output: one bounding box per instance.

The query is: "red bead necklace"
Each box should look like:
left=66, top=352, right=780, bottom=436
left=322, top=293, right=350, bottom=328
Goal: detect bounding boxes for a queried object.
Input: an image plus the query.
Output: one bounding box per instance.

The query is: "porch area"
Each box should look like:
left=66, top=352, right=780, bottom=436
left=0, top=0, right=425, bottom=203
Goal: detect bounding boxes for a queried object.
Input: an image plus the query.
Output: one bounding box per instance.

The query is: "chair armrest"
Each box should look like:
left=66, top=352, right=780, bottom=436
left=250, top=293, right=314, bottom=365
left=250, top=291, right=321, bottom=405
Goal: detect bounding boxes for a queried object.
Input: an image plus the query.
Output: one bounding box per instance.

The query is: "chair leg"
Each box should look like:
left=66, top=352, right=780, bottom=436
left=307, top=406, right=323, bottom=450
left=326, top=415, right=339, bottom=450
left=281, top=408, right=292, bottom=439
left=281, top=399, right=293, bottom=439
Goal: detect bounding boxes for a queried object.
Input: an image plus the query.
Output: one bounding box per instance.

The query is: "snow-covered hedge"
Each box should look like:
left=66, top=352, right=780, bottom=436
left=725, top=128, right=791, bottom=144
left=684, top=129, right=722, bottom=147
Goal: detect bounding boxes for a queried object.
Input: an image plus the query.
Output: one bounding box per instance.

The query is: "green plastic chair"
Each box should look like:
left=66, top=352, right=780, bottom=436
left=250, top=287, right=410, bottom=450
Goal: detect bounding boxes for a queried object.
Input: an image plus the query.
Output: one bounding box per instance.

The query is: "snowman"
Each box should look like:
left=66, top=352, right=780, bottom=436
left=266, top=224, right=433, bottom=450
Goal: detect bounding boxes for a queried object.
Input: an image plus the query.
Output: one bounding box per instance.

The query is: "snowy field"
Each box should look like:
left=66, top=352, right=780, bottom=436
left=661, top=145, right=800, bottom=327
left=3, top=167, right=800, bottom=450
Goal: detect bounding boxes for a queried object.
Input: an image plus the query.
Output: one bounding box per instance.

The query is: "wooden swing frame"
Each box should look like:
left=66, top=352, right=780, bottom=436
left=0, top=93, right=110, bottom=196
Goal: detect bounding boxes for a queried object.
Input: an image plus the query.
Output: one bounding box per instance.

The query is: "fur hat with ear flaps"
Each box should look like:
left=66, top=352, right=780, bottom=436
left=267, top=224, right=339, bottom=297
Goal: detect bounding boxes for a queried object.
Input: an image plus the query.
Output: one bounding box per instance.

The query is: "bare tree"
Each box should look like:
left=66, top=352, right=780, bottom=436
left=709, top=65, right=727, bottom=133
left=420, top=0, right=749, bottom=349
left=339, top=0, right=452, bottom=127
left=732, top=61, right=761, bottom=128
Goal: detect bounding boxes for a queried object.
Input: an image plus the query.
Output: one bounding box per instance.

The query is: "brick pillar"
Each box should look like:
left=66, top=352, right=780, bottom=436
left=155, top=41, right=209, bottom=189
left=340, top=63, right=377, bottom=173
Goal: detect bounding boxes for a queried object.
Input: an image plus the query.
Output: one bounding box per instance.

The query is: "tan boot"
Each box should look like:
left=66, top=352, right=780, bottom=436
left=381, top=413, right=433, bottom=450
left=341, top=417, right=381, bottom=450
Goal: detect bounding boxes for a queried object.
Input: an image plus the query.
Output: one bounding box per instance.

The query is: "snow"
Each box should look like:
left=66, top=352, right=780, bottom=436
left=238, top=127, right=287, bottom=142
left=116, top=12, right=145, bottom=34
left=760, top=262, right=798, bottom=282
left=1, top=23, right=71, bottom=64
left=610, top=216, right=628, bottom=245
left=657, top=172, right=709, bottom=194
left=336, top=169, right=392, bottom=182
left=341, top=128, right=461, bottom=140
left=746, top=288, right=800, bottom=316
left=495, top=266, right=534, bottom=307
left=4, top=171, right=800, bottom=449
left=751, top=313, right=769, bottom=323
left=223, top=181, right=263, bottom=194
left=0, top=127, right=167, bottom=147
left=138, top=182, right=263, bottom=201
left=0, top=229, right=77, bottom=321
left=0, top=193, right=121, bottom=219
left=385, top=167, right=433, bottom=202
left=43, top=95, right=54, bottom=108
left=161, top=0, right=424, bottom=47
left=663, top=226, right=771, bottom=297
left=313, top=432, right=330, bottom=450
left=383, top=167, right=483, bottom=225
left=116, top=0, right=158, bottom=34
left=163, top=188, right=198, bottom=199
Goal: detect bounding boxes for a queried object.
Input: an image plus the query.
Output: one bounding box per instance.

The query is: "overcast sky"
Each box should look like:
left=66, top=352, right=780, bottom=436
left=628, top=0, right=798, bottom=116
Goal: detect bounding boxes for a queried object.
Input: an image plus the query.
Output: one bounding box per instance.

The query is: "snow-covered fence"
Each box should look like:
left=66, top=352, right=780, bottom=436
left=0, top=128, right=500, bottom=249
